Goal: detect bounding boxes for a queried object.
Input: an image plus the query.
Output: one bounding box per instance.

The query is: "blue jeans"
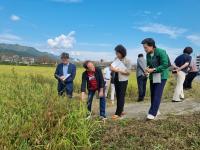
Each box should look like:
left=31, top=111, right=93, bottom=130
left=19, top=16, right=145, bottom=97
left=149, top=79, right=167, bottom=116
left=87, top=90, right=106, bottom=118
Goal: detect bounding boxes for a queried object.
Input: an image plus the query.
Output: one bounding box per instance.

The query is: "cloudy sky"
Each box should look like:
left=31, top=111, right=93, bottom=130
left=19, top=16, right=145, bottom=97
left=0, top=0, right=200, bottom=62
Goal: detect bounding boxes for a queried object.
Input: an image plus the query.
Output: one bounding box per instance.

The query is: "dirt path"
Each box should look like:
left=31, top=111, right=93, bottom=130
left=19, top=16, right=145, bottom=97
left=106, top=99, right=200, bottom=120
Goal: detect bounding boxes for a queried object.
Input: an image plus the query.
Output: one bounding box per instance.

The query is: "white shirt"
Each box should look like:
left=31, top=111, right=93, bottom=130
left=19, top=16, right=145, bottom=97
left=104, top=67, right=111, bottom=80
left=112, top=57, right=132, bottom=81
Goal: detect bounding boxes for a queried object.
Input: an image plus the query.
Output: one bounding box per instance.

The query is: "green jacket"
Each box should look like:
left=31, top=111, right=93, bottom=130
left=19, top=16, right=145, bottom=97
left=146, top=48, right=170, bottom=80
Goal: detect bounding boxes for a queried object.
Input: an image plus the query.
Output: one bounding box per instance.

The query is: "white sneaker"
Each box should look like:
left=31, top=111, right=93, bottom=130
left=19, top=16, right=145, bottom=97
left=147, top=114, right=155, bottom=120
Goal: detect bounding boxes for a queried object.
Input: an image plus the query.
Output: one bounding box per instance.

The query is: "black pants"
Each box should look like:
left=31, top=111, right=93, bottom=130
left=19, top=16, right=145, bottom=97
left=183, top=72, right=198, bottom=89
left=137, top=75, right=147, bottom=100
left=114, top=79, right=128, bottom=116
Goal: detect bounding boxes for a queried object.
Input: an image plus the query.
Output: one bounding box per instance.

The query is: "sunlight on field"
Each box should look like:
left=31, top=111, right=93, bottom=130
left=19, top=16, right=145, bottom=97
left=0, top=65, right=174, bottom=100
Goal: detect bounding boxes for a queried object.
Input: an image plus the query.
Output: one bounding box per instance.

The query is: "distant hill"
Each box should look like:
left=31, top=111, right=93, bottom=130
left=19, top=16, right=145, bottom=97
left=0, top=43, right=58, bottom=60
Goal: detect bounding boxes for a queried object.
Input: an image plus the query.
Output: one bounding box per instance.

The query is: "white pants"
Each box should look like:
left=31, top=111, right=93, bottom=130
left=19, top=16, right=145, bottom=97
left=104, top=79, right=111, bottom=97
left=173, top=71, right=186, bottom=101
left=110, top=83, right=115, bottom=101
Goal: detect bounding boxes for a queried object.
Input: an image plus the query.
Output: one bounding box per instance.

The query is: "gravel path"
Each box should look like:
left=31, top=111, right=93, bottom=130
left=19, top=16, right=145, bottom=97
left=106, top=99, right=200, bottom=120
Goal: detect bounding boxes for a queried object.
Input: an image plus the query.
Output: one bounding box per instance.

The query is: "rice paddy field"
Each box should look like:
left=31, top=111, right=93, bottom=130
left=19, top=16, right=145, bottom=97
left=0, top=64, right=199, bottom=150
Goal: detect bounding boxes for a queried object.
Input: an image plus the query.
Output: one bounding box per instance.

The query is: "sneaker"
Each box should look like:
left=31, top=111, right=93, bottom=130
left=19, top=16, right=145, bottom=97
left=147, top=114, right=155, bottom=120
left=111, top=115, right=120, bottom=120
left=172, top=99, right=182, bottom=102
left=100, top=116, right=107, bottom=122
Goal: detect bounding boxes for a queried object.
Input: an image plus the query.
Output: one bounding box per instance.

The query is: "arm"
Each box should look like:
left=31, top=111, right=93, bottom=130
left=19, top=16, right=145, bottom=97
left=66, top=64, right=76, bottom=82
left=177, top=62, right=190, bottom=71
left=54, top=65, right=60, bottom=80
left=120, top=59, right=131, bottom=75
left=137, top=59, right=146, bottom=73
left=155, top=50, right=169, bottom=73
left=81, top=72, right=87, bottom=93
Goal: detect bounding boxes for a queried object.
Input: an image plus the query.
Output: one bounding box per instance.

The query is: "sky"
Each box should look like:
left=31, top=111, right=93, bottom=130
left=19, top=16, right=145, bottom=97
left=0, top=0, right=200, bottom=62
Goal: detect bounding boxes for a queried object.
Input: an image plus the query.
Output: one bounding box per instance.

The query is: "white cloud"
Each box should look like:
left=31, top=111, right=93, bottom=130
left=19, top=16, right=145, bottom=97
left=186, top=35, right=200, bottom=46
left=135, top=23, right=187, bottom=38
left=0, top=33, right=22, bottom=43
left=10, top=14, right=21, bottom=21
left=51, top=0, right=82, bottom=3
left=47, top=31, right=76, bottom=49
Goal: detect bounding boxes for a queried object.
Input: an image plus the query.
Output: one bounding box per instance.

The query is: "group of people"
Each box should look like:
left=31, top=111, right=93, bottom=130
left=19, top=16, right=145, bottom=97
left=54, top=38, right=199, bottom=121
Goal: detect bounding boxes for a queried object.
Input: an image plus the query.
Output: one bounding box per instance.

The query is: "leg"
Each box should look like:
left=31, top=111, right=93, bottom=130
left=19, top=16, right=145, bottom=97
left=187, top=72, right=197, bottom=88
left=87, top=91, right=95, bottom=112
left=173, top=71, right=186, bottom=101
left=137, top=76, right=144, bottom=100
left=110, top=83, right=115, bottom=101
left=115, top=81, right=128, bottom=116
left=104, top=80, right=110, bottom=97
left=58, top=83, right=65, bottom=96
left=99, top=96, right=106, bottom=118
left=114, top=82, right=120, bottom=115
left=149, top=80, right=155, bottom=114
left=143, top=77, right=147, bottom=98
left=66, top=83, right=73, bottom=98
left=149, top=80, right=167, bottom=116
left=183, top=74, right=190, bottom=89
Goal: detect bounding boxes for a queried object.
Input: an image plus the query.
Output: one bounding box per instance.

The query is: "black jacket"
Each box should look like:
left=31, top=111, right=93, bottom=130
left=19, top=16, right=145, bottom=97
left=81, top=67, right=105, bottom=92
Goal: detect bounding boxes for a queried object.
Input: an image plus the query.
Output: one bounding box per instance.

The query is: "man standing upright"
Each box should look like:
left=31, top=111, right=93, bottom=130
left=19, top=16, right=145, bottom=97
left=54, top=52, right=76, bottom=98
left=136, top=53, right=147, bottom=102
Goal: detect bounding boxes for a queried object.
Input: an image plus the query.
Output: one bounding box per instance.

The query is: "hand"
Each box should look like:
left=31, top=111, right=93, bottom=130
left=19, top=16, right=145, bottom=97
left=81, top=92, right=86, bottom=101
left=146, top=68, right=155, bottom=73
left=144, top=72, right=149, bottom=76
left=110, top=66, right=120, bottom=72
left=99, top=89, right=104, bottom=97
left=60, top=76, right=65, bottom=80
left=176, top=68, right=181, bottom=72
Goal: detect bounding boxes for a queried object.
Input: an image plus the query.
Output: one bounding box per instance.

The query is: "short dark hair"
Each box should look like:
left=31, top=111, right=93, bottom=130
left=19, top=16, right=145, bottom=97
left=141, top=38, right=156, bottom=48
left=138, top=53, right=144, bottom=58
left=83, top=60, right=91, bottom=69
left=61, top=52, right=69, bottom=59
left=183, top=47, right=193, bottom=55
left=115, top=44, right=127, bottom=58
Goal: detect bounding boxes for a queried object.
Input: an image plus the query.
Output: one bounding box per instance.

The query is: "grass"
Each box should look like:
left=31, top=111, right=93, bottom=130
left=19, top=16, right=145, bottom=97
left=0, top=64, right=199, bottom=150
left=94, top=113, right=200, bottom=150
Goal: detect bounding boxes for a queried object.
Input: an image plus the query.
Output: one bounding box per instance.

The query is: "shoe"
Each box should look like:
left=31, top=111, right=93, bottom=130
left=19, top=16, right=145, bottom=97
left=121, top=112, right=126, bottom=116
left=172, top=100, right=182, bottom=102
left=138, top=98, right=144, bottom=102
left=111, top=115, right=120, bottom=120
left=100, top=116, right=107, bottom=122
left=147, top=114, right=155, bottom=120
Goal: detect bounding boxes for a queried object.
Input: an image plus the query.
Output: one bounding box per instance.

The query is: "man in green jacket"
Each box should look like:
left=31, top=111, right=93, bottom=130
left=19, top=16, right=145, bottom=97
left=141, top=38, right=170, bottom=120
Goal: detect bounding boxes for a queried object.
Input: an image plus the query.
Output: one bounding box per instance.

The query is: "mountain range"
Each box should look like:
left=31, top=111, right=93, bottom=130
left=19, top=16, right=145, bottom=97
left=0, top=43, right=58, bottom=60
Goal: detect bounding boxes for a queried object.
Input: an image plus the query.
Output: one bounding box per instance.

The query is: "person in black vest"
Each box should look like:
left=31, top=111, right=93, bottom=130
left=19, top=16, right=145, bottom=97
left=81, top=60, right=106, bottom=120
